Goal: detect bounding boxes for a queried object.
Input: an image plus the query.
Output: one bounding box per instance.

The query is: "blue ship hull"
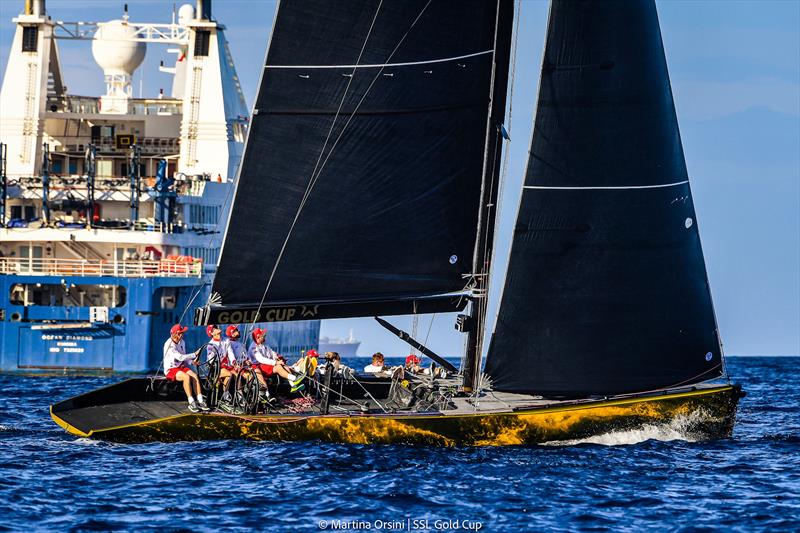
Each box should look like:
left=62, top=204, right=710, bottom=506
left=0, top=274, right=208, bottom=373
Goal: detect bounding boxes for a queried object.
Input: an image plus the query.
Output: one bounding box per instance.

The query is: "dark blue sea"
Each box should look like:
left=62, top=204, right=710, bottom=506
left=1, top=356, right=798, bottom=532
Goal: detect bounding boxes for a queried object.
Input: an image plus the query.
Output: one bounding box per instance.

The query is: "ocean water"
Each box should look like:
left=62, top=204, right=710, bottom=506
left=1, top=356, right=798, bottom=532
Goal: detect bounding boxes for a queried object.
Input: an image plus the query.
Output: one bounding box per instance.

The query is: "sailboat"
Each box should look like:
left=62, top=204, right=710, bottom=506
left=52, top=0, right=743, bottom=445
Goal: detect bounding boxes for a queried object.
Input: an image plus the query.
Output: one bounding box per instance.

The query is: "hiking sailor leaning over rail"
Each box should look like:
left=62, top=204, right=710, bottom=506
left=248, top=328, right=306, bottom=392
left=163, top=324, right=209, bottom=412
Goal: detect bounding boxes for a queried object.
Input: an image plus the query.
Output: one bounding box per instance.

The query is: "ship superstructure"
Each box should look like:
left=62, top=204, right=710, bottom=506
left=318, top=330, right=361, bottom=358
left=0, top=0, right=320, bottom=371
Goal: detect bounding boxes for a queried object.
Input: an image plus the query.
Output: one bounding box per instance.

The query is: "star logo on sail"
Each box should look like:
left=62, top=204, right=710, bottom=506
left=301, top=305, right=319, bottom=318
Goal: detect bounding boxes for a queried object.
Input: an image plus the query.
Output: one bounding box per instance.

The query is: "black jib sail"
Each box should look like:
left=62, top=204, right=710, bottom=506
left=209, top=0, right=513, bottom=321
left=484, top=0, right=724, bottom=396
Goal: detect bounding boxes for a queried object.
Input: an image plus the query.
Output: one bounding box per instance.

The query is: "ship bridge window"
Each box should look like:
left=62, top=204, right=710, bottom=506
left=194, top=30, right=210, bottom=57
left=22, top=26, right=38, bottom=52
left=9, top=284, right=126, bottom=308
left=10, top=205, right=37, bottom=221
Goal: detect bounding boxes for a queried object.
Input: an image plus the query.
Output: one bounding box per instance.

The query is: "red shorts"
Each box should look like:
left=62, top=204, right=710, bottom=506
left=166, top=366, right=190, bottom=381
left=258, top=364, right=275, bottom=376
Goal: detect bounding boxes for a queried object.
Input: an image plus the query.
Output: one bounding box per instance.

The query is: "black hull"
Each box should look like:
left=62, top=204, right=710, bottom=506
left=51, top=378, right=743, bottom=446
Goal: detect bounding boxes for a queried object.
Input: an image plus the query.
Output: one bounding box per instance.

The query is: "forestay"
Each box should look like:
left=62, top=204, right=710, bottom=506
left=211, top=0, right=513, bottom=320
left=484, top=0, right=724, bottom=396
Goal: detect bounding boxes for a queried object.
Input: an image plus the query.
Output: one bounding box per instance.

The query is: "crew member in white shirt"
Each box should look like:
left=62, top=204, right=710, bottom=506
left=163, top=324, right=208, bottom=412
left=247, top=328, right=305, bottom=392
left=363, top=352, right=402, bottom=378
left=219, top=325, right=247, bottom=403
left=205, top=324, right=236, bottom=393
left=363, top=352, right=387, bottom=373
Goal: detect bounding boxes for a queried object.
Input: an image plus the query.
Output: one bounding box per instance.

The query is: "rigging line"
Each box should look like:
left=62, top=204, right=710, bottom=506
left=248, top=0, right=385, bottom=328
left=177, top=280, right=208, bottom=325
left=266, top=49, right=493, bottom=69
left=423, top=313, right=436, bottom=348
left=303, top=372, right=375, bottom=411
left=523, top=180, right=689, bottom=190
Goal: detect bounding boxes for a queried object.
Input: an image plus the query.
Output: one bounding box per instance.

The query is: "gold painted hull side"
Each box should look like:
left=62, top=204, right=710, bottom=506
left=51, top=385, right=741, bottom=446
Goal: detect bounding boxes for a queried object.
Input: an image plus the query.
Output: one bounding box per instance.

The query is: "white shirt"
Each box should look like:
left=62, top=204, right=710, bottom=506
left=206, top=338, right=225, bottom=363
left=363, top=363, right=385, bottom=373
left=227, top=339, right=246, bottom=365
left=248, top=342, right=278, bottom=365
left=162, top=338, right=193, bottom=375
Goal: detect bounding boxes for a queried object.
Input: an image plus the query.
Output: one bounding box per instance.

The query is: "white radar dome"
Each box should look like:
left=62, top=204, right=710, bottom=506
left=178, top=4, right=196, bottom=25
left=91, top=20, right=146, bottom=76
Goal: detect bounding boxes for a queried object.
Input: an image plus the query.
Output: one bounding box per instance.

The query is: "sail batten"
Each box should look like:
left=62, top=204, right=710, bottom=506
left=484, top=0, right=724, bottom=396
left=264, top=49, right=494, bottom=69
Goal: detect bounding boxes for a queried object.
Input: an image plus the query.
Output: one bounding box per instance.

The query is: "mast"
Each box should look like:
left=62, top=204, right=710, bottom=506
left=462, top=0, right=514, bottom=392
left=41, top=143, right=50, bottom=224
left=85, top=144, right=96, bottom=228
left=0, top=143, right=6, bottom=227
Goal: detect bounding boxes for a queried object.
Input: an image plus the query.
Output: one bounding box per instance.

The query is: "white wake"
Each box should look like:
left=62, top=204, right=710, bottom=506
left=541, top=411, right=712, bottom=447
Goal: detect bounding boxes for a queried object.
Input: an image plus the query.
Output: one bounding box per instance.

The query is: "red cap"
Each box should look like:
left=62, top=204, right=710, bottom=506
left=170, top=324, right=188, bottom=335
left=252, top=327, right=267, bottom=341
left=206, top=324, right=220, bottom=338
left=225, top=325, right=239, bottom=337
left=405, top=354, right=421, bottom=366
left=307, top=349, right=319, bottom=358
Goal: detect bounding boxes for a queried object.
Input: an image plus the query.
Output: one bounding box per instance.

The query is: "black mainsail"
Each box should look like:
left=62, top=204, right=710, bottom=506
left=205, top=0, right=513, bottom=324
left=484, top=0, right=724, bottom=396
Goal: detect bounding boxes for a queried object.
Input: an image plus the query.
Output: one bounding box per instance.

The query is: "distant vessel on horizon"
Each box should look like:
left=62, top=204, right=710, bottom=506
left=318, top=329, right=360, bottom=357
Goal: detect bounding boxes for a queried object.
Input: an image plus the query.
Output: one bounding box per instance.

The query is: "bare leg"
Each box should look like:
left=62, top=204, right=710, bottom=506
left=175, top=372, right=192, bottom=400
left=273, top=363, right=295, bottom=380
left=250, top=368, right=266, bottom=387
left=220, top=368, right=232, bottom=390
left=185, top=369, right=201, bottom=396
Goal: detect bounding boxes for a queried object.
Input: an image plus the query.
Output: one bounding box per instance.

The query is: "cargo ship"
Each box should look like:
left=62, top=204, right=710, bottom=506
left=0, top=0, right=319, bottom=372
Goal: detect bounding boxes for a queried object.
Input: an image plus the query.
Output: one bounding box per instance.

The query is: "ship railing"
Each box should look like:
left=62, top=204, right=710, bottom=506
left=0, top=257, right=203, bottom=278
left=46, top=95, right=182, bottom=116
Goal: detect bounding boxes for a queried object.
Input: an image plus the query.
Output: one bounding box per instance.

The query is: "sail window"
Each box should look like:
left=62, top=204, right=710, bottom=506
left=9, top=284, right=126, bottom=307
left=685, top=218, right=693, bottom=229
left=22, top=26, right=38, bottom=53
left=194, top=30, right=210, bottom=57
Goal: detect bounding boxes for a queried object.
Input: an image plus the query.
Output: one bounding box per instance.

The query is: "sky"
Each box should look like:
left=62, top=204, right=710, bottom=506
left=1, top=0, right=798, bottom=357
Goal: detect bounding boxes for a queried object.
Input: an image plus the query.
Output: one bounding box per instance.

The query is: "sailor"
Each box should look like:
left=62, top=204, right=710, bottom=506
left=292, top=349, right=319, bottom=381
left=318, top=351, right=353, bottom=377
left=363, top=352, right=387, bottom=373
left=220, top=325, right=247, bottom=402
left=404, top=354, right=423, bottom=373
left=246, top=327, right=305, bottom=393
left=163, top=324, right=209, bottom=412
left=206, top=324, right=237, bottom=391
left=364, top=352, right=403, bottom=378
left=405, top=354, right=448, bottom=378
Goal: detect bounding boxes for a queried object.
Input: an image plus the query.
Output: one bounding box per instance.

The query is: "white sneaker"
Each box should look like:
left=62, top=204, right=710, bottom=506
left=188, top=399, right=200, bottom=413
